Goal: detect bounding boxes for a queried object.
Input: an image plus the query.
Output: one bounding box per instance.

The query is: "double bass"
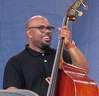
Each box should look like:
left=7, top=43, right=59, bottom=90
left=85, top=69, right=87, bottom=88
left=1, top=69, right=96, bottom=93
left=46, top=0, right=99, bottom=96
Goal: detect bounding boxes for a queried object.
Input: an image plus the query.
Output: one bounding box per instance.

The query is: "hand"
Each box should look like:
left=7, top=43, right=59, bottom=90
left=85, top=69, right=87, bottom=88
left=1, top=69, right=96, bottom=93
left=58, top=26, right=72, bottom=46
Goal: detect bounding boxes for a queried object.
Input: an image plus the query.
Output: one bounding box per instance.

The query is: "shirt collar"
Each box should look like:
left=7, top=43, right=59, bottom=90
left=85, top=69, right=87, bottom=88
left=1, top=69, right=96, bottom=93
left=25, top=44, right=51, bottom=57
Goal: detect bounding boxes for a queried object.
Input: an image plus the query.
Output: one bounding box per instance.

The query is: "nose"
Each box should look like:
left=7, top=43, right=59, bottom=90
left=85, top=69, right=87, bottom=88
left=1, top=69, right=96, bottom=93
left=45, top=28, right=52, bottom=33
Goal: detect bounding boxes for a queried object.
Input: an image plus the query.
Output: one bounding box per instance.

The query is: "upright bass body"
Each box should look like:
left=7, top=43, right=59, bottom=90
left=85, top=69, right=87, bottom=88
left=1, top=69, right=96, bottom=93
left=54, top=60, right=99, bottom=96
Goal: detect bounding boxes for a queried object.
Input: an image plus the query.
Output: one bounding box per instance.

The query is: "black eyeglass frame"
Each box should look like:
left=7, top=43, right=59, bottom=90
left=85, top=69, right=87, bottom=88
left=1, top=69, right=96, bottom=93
left=29, top=25, right=55, bottom=32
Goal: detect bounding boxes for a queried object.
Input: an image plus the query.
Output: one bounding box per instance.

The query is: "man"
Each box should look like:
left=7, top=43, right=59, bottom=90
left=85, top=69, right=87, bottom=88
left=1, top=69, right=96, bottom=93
left=3, top=15, right=89, bottom=96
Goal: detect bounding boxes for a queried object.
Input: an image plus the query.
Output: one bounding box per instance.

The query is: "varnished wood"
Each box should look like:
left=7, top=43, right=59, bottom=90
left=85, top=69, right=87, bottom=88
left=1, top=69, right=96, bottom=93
left=54, top=60, right=99, bottom=96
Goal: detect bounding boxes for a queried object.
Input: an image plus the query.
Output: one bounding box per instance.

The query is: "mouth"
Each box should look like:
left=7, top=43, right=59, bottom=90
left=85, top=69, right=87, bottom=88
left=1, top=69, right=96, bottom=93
left=43, top=36, right=51, bottom=42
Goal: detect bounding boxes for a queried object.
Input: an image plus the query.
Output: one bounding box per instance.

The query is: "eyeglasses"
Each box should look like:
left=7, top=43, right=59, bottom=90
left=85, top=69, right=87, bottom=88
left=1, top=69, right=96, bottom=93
left=29, top=25, right=54, bottom=33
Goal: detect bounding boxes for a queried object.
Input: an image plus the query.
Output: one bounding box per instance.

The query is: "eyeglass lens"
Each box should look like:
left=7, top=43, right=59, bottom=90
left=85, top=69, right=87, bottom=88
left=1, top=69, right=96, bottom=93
left=39, top=26, right=54, bottom=32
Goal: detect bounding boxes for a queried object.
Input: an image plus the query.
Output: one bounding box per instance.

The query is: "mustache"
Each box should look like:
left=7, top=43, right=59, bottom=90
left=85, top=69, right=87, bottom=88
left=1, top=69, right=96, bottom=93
left=43, top=33, right=52, bottom=37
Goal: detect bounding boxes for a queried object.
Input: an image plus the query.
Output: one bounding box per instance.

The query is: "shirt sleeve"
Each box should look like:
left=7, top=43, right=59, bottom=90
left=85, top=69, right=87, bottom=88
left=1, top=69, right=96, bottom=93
left=3, top=56, right=25, bottom=89
left=63, top=49, right=72, bottom=64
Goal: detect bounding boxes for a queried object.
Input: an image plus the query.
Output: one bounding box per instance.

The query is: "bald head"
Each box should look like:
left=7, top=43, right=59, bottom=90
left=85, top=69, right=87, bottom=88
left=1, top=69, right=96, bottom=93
left=26, top=15, right=49, bottom=29
left=25, top=15, right=52, bottom=52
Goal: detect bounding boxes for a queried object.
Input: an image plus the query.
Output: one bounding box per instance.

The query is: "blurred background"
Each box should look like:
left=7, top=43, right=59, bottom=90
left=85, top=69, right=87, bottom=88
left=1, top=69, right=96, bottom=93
left=0, top=0, right=99, bottom=89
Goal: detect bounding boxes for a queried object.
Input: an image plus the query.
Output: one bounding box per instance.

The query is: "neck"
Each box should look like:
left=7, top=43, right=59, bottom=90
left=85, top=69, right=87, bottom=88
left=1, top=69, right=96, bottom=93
left=29, top=45, right=47, bottom=53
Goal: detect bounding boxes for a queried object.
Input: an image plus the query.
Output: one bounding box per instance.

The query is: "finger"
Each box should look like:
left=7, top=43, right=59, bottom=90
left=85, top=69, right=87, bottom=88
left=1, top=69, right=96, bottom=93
left=58, top=27, right=62, bottom=32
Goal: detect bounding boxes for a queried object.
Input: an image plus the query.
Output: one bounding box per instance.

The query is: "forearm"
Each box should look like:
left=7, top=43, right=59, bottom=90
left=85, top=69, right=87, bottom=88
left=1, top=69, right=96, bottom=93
left=67, top=46, right=89, bottom=74
left=58, top=26, right=89, bottom=74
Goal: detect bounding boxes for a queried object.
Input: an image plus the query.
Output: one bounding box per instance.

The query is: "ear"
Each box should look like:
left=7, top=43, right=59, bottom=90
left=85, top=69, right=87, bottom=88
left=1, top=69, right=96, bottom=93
left=26, top=29, right=32, bottom=39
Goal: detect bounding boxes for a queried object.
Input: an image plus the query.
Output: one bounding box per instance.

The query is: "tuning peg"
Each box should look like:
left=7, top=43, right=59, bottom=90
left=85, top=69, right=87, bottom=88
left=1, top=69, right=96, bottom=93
left=78, top=11, right=83, bottom=16
left=73, top=7, right=83, bottom=16
left=80, top=0, right=88, bottom=10
left=83, top=5, right=88, bottom=10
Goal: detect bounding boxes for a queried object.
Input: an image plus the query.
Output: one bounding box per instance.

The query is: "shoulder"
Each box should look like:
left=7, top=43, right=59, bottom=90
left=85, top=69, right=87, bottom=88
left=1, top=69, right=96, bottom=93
left=63, top=49, right=72, bottom=64
left=6, top=49, right=27, bottom=66
left=63, top=49, right=71, bottom=57
left=49, top=47, right=56, bottom=54
left=63, top=49, right=69, bottom=54
left=50, top=47, right=56, bottom=51
left=50, top=48, right=69, bottom=54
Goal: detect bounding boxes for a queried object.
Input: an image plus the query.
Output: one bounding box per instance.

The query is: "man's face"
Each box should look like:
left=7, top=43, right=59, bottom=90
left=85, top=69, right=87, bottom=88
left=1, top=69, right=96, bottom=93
left=28, top=17, right=52, bottom=50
